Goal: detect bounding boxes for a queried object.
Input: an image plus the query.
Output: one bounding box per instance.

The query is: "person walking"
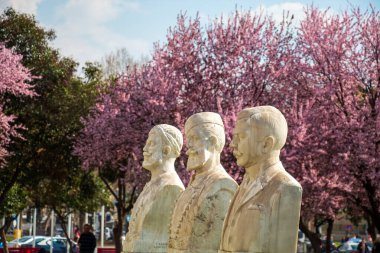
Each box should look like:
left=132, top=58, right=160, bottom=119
left=373, top=237, right=380, bottom=253
left=357, top=239, right=369, bottom=253
left=78, top=224, right=97, bottom=253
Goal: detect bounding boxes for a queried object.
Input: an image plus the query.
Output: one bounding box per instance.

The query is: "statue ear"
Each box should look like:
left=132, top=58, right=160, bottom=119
left=162, top=145, right=171, bottom=156
left=208, top=135, right=218, bottom=150
left=262, top=136, right=275, bottom=153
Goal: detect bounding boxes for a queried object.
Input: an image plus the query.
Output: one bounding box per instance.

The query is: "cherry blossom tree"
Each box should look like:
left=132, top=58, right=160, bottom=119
left=76, top=6, right=380, bottom=253
left=267, top=6, right=380, bottom=252
left=75, top=11, right=296, bottom=253
left=150, top=11, right=295, bottom=180
left=74, top=64, right=178, bottom=252
left=0, top=44, right=34, bottom=165
left=293, top=5, right=380, bottom=236
left=0, top=44, right=34, bottom=253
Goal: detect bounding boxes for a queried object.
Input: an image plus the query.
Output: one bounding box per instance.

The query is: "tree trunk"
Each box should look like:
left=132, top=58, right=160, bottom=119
left=114, top=175, right=125, bottom=253
left=100, top=169, right=136, bottom=253
left=1, top=228, right=9, bottom=253
left=371, top=212, right=380, bottom=238
left=325, top=219, right=334, bottom=253
left=54, top=209, right=75, bottom=253
left=114, top=211, right=122, bottom=253
left=300, top=218, right=322, bottom=253
left=362, top=180, right=380, bottom=237
left=364, top=215, right=377, bottom=241
left=0, top=217, right=12, bottom=253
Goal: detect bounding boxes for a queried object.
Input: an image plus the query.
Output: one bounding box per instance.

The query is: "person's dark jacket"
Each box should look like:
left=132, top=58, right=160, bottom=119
left=373, top=239, right=380, bottom=253
left=78, top=232, right=96, bottom=253
left=357, top=241, right=370, bottom=253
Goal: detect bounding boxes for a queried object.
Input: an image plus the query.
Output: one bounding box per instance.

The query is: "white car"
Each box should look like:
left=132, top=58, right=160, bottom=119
left=35, top=237, right=77, bottom=253
left=7, top=236, right=47, bottom=248
left=333, top=239, right=372, bottom=253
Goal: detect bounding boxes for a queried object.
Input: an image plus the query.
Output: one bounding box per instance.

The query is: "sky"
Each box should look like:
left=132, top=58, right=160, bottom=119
left=0, top=0, right=379, bottom=70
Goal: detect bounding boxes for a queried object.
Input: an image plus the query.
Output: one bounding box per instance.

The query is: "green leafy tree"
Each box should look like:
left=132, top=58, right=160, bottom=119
left=0, top=184, right=27, bottom=253
left=32, top=171, right=109, bottom=253
left=0, top=7, right=78, bottom=206
left=0, top=9, right=109, bottom=251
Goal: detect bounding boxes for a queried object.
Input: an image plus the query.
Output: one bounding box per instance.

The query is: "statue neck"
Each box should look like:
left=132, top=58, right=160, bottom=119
left=245, top=155, right=280, bottom=180
left=150, top=158, right=176, bottom=180
left=195, top=153, right=221, bottom=175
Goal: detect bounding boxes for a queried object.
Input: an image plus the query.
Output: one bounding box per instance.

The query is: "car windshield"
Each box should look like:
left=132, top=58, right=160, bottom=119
left=12, top=237, right=32, bottom=243
left=35, top=238, right=45, bottom=244
left=46, top=238, right=67, bottom=246
left=340, top=243, right=352, bottom=251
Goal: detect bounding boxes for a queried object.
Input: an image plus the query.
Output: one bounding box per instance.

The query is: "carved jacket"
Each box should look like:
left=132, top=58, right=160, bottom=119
left=168, top=166, right=238, bottom=253
left=219, top=162, right=302, bottom=253
left=124, top=171, right=185, bottom=253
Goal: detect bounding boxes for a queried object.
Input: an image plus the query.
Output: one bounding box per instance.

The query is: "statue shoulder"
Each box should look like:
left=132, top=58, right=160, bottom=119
left=273, top=164, right=302, bottom=189
left=274, top=170, right=302, bottom=197
left=162, top=183, right=185, bottom=195
left=205, top=175, right=238, bottom=197
left=161, top=172, right=185, bottom=190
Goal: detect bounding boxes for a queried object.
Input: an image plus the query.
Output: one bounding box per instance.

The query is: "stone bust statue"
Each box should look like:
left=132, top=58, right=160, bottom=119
left=168, top=112, right=238, bottom=253
left=123, top=124, right=185, bottom=253
left=219, top=106, right=302, bottom=253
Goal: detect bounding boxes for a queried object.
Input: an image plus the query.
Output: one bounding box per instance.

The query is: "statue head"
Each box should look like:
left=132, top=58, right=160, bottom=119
left=185, top=112, right=225, bottom=171
left=231, top=106, right=287, bottom=168
left=142, top=124, right=183, bottom=171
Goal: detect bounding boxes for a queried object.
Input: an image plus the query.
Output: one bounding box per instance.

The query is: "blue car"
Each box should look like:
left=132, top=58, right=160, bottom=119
left=34, top=237, right=77, bottom=253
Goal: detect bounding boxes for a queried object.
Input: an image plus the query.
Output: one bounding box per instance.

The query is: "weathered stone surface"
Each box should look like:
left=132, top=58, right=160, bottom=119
left=168, top=112, right=238, bottom=253
left=123, top=124, right=185, bottom=253
left=219, top=106, right=302, bottom=253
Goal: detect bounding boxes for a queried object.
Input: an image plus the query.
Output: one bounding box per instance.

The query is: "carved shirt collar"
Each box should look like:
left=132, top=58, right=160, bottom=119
left=189, top=164, right=223, bottom=186
left=245, top=160, right=283, bottom=186
left=239, top=161, right=284, bottom=206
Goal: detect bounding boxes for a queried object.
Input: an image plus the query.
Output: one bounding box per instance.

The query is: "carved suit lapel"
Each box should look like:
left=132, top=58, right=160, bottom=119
left=221, top=185, right=241, bottom=236
left=237, top=180, right=264, bottom=212
left=236, top=162, right=283, bottom=212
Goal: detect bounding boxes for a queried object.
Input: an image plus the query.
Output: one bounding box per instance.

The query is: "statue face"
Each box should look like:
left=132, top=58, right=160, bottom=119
left=142, top=130, right=163, bottom=171
left=231, top=119, right=260, bottom=168
left=185, top=126, right=212, bottom=171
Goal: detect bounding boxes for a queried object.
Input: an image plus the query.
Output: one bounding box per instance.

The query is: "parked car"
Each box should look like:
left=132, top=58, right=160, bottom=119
left=332, top=239, right=372, bottom=253
left=105, top=227, right=113, bottom=241
left=298, top=230, right=312, bottom=253
left=34, top=237, right=77, bottom=253
left=95, top=227, right=113, bottom=241
left=7, top=236, right=47, bottom=248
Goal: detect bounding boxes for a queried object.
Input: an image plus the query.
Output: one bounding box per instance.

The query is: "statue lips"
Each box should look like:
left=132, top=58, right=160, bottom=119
left=186, top=149, right=199, bottom=170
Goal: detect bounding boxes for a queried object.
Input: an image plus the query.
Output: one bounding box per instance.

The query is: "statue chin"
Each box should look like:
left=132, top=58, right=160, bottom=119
left=186, top=150, right=210, bottom=171
left=142, top=158, right=162, bottom=171
left=186, top=160, right=203, bottom=171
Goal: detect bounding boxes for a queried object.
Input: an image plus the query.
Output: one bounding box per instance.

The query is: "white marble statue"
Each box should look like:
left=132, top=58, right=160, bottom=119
left=123, top=124, right=185, bottom=253
left=219, top=106, right=302, bottom=253
left=168, top=112, right=238, bottom=253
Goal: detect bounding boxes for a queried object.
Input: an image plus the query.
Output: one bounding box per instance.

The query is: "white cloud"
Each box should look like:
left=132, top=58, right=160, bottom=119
left=0, top=0, right=42, bottom=15
left=198, top=2, right=307, bottom=28
left=48, top=0, right=150, bottom=68
left=253, top=2, right=306, bottom=25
